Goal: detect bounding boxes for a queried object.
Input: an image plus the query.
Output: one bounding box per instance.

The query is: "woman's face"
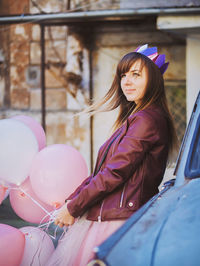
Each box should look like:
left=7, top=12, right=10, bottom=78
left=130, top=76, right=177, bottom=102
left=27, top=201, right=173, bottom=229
left=120, top=60, right=148, bottom=104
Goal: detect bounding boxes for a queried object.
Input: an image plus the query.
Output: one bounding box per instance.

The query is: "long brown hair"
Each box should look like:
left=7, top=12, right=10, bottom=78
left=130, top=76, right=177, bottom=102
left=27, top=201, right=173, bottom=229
left=84, top=52, right=178, bottom=158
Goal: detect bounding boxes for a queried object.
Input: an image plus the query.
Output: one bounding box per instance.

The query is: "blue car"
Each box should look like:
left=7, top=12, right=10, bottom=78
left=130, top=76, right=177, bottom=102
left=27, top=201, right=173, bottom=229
left=89, top=91, right=200, bottom=266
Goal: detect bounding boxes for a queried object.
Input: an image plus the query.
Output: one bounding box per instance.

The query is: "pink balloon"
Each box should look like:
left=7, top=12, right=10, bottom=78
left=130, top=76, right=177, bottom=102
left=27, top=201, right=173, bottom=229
left=0, top=185, right=8, bottom=205
left=20, top=226, right=55, bottom=266
left=30, top=144, right=88, bottom=207
left=10, top=178, right=54, bottom=224
left=12, top=115, right=46, bottom=150
left=0, top=224, right=25, bottom=266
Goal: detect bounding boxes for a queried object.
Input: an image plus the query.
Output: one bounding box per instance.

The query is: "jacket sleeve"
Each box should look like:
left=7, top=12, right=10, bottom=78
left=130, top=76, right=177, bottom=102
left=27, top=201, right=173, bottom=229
left=67, top=113, right=161, bottom=217
left=67, top=175, right=92, bottom=200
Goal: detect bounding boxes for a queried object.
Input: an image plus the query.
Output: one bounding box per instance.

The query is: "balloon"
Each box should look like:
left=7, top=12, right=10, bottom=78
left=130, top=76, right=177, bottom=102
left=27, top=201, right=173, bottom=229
left=0, top=119, right=38, bottom=185
left=0, top=223, right=25, bottom=266
left=10, top=178, right=54, bottom=224
left=20, top=226, right=55, bottom=266
left=30, top=144, right=88, bottom=207
left=12, top=115, right=46, bottom=151
left=0, top=185, right=8, bottom=205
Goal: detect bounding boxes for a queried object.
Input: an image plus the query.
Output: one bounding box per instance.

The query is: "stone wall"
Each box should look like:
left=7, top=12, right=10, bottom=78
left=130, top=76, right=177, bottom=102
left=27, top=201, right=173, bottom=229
left=0, top=0, right=187, bottom=172
left=91, top=21, right=186, bottom=162
left=0, top=0, right=92, bottom=171
left=10, top=24, right=90, bottom=169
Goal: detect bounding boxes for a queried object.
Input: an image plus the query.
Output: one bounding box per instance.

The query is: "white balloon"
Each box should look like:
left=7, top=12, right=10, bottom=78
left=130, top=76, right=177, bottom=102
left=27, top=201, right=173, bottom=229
left=20, top=226, right=55, bottom=266
left=0, top=119, right=38, bottom=185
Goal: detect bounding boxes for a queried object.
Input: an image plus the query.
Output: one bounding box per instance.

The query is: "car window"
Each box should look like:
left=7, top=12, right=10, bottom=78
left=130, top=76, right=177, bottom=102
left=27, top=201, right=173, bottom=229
left=185, top=114, right=200, bottom=178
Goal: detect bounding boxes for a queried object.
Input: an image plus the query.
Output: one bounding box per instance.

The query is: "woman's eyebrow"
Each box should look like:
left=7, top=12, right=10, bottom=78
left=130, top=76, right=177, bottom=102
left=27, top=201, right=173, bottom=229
left=121, top=69, right=140, bottom=75
left=130, top=69, right=140, bottom=73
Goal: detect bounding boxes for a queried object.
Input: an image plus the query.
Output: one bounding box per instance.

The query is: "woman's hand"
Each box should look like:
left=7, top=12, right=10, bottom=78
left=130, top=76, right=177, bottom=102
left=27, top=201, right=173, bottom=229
left=54, top=203, right=75, bottom=228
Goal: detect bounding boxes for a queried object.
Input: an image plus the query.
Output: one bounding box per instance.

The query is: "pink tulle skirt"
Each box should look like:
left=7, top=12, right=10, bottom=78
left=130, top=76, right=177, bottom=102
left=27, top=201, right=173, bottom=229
left=46, top=215, right=125, bottom=266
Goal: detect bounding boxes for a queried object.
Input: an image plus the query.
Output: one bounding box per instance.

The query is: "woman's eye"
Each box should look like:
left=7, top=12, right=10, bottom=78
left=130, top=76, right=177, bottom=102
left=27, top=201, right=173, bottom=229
left=121, top=74, right=126, bottom=78
left=133, top=72, right=139, bottom=76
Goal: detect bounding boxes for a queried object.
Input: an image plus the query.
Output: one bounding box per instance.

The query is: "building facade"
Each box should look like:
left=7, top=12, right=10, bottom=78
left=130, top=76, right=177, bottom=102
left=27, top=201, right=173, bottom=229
left=0, top=0, right=200, bottom=228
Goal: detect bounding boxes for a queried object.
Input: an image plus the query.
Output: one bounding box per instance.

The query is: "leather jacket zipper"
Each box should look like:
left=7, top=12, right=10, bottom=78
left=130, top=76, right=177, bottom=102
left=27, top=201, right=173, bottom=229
left=98, top=200, right=105, bottom=222
left=120, top=183, right=126, bottom=208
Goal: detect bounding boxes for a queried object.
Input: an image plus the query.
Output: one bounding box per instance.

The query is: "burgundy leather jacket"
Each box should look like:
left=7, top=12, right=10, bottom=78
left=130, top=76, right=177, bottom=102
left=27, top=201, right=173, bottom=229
left=67, top=104, right=169, bottom=221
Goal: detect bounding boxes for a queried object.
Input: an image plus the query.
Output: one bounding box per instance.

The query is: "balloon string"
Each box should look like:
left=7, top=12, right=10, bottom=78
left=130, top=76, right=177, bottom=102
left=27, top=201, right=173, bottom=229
left=37, top=216, right=67, bottom=242
left=14, top=187, right=54, bottom=219
left=35, top=207, right=67, bottom=241
left=57, top=227, right=68, bottom=242
left=10, top=186, right=67, bottom=241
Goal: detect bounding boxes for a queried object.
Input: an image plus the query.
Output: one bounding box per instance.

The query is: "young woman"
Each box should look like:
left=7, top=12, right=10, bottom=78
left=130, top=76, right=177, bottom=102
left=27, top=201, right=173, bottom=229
left=47, top=44, right=178, bottom=265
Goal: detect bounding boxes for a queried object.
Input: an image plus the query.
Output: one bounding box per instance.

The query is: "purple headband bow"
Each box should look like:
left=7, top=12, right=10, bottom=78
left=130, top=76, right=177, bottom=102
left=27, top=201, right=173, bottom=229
left=134, top=44, right=169, bottom=75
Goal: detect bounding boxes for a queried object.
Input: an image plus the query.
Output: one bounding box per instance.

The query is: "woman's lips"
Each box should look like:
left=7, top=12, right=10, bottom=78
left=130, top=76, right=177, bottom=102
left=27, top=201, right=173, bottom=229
left=125, top=89, right=136, bottom=93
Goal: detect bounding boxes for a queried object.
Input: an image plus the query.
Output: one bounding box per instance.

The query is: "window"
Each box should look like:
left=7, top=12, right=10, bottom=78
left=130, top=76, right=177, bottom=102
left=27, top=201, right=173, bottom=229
left=185, top=115, right=200, bottom=178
